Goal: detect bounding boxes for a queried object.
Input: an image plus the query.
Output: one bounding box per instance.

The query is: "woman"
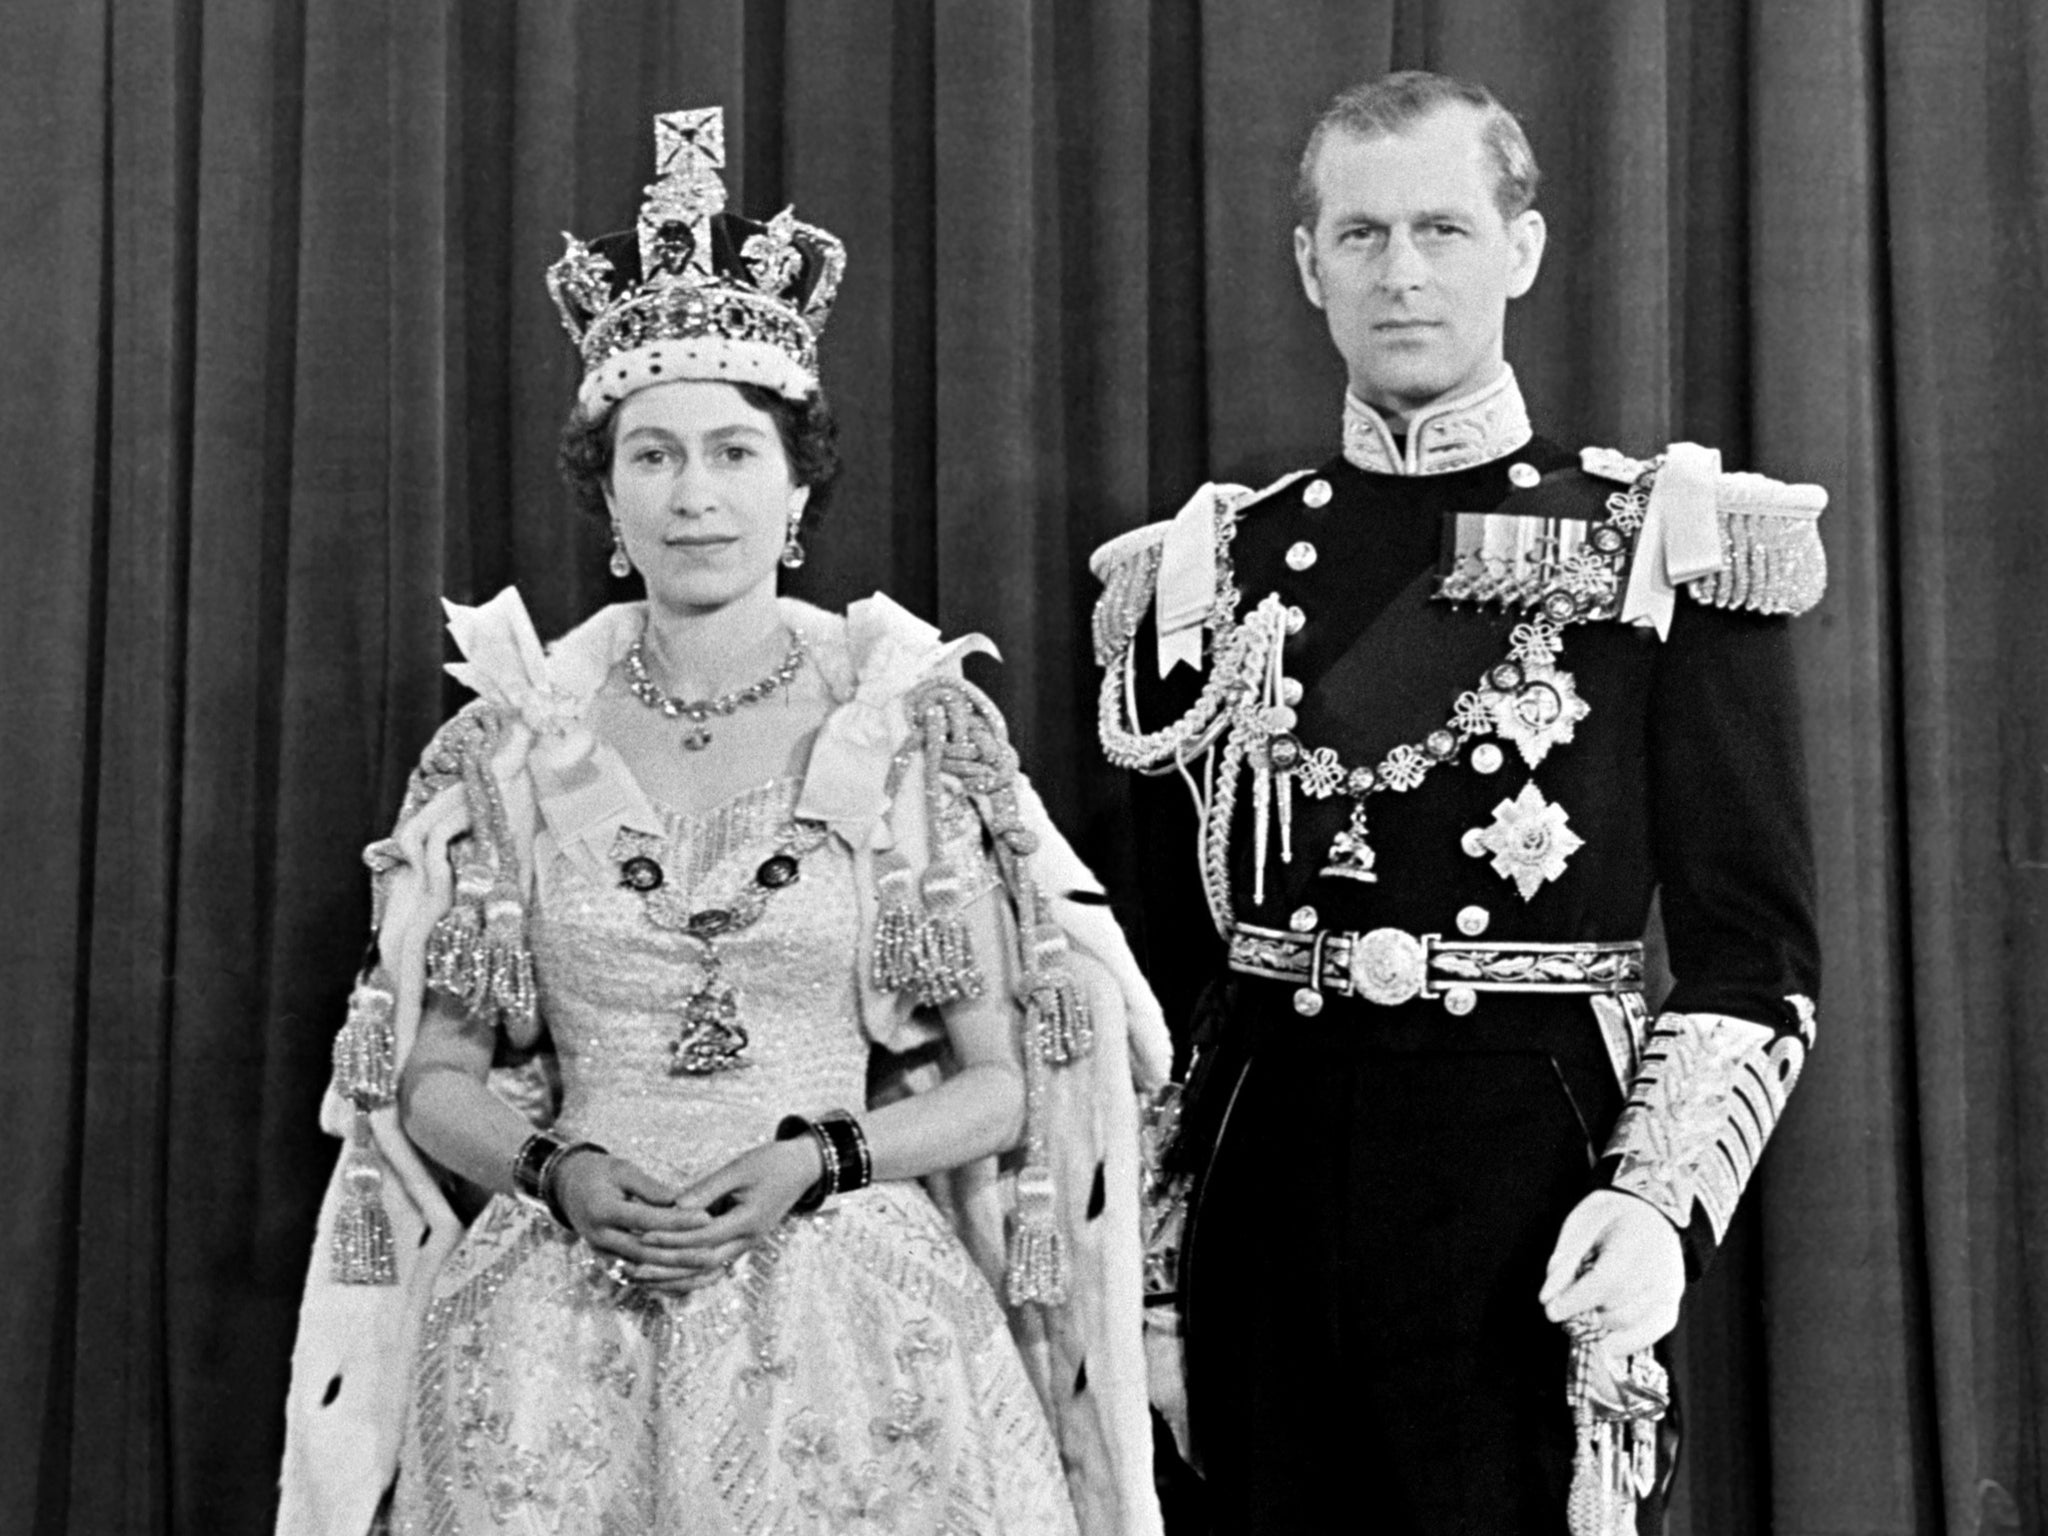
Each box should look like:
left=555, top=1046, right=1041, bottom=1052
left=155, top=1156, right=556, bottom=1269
left=277, top=107, right=1169, bottom=1536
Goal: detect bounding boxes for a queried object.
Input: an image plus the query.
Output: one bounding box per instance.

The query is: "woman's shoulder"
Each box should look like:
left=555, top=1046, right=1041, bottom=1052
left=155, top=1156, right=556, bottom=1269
left=404, top=699, right=497, bottom=795
left=790, top=592, right=1000, bottom=704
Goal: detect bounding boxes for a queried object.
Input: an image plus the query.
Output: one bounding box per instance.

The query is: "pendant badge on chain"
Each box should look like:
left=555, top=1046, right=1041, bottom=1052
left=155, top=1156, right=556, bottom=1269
left=611, top=818, right=826, bottom=1075
left=672, top=954, right=748, bottom=1075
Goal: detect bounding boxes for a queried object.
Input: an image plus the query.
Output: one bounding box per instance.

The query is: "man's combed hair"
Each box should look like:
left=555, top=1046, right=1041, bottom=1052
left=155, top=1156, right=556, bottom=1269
left=1294, top=70, right=1541, bottom=228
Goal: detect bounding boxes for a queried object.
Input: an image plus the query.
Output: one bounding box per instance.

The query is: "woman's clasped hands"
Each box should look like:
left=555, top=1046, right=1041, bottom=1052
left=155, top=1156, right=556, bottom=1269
left=550, top=1139, right=826, bottom=1293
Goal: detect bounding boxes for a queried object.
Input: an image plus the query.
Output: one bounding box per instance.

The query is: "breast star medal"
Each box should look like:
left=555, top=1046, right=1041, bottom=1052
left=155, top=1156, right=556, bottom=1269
left=1476, top=781, right=1584, bottom=900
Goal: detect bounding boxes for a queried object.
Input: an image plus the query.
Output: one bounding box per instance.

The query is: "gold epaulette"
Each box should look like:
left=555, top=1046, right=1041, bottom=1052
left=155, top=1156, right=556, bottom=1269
left=1088, top=521, right=1170, bottom=669
left=1687, top=472, right=1828, bottom=618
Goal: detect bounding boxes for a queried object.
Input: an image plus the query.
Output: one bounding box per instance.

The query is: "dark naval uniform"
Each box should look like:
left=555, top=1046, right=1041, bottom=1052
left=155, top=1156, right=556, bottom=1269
left=1092, top=371, right=1825, bottom=1534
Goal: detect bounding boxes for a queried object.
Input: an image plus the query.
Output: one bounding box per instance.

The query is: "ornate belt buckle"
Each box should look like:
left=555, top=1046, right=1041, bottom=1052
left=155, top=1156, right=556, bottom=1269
left=1347, top=927, right=1428, bottom=1006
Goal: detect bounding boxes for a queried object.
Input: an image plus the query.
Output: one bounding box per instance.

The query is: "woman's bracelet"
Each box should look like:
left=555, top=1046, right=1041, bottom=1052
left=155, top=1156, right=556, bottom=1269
left=775, top=1109, right=872, bottom=1214
left=512, top=1130, right=608, bottom=1230
left=816, top=1110, right=873, bottom=1194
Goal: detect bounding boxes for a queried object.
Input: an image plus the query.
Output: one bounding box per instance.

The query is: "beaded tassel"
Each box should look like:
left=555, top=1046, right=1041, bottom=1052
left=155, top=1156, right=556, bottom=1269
left=427, top=894, right=535, bottom=1028
left=330, top=978, right=397, bottom=1106
left=329, top=976, right=400, bottom=1286
left=330, top=1111, right=397, bottom=1285
left=437, top=735, right=539, bottom=1031
left=426, top=832, right=496, bottom=1011
left=1006, top=1029, right=1069, bottom=1306
left=912, top=854, right=985, bottom=1006
left=482, top=892, right=538, bottom=1035
left=1005, top=1163, right=1068, bottom=1305
left=1022, top=893, right=1093, bottom=1064
left=868, top=849, right=987, bottom=1009
left=869, top=854, right=924, bottom=994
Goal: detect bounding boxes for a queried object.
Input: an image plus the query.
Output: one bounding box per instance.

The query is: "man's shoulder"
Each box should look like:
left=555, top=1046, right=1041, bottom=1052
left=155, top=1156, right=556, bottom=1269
left=1589, top=443, right=1830, bottom=620
left=1087, top=469, right=1318, bottom=669
left=1087, top=469, right=1318, bottom=583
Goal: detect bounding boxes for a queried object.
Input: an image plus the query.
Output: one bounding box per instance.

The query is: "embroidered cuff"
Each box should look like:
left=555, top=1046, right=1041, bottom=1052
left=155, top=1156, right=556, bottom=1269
left=1604, top=1000, right=1816, bottom=1245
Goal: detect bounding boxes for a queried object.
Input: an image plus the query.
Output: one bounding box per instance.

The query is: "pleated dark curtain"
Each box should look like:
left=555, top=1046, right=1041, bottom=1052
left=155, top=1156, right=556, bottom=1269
left=3, top=2, right=2043, bottom=1532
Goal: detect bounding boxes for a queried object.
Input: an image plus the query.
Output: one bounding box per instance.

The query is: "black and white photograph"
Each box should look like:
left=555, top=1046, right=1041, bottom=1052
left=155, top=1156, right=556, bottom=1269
left=3, top=3, right=2042, bottom=1533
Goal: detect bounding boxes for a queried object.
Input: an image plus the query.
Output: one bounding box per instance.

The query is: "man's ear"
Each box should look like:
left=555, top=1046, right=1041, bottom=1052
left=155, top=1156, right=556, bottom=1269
left=1293, top=225, right=1326, bottom=310
left=1505, top=209, right=1547, bottom=300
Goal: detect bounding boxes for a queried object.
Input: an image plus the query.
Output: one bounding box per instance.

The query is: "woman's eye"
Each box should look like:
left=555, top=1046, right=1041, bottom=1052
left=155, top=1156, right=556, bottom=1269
left=719, top=444, right=754, bottom=464
left=633, top=447, right=669, bottom=466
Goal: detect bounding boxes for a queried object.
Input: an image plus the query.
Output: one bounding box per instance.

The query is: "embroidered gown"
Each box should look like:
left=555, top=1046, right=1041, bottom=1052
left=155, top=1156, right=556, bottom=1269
left=389, top=774, right=1078, bottom=1536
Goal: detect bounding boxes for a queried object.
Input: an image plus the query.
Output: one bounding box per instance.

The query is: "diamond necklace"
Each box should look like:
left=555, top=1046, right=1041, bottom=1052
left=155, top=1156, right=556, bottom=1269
left=625, top=627, right=809, bottom=751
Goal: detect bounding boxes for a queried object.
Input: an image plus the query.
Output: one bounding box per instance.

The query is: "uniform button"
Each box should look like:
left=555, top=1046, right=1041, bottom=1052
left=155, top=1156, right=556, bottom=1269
left=1472, top=742, right=1504, bottom=775
left=1293, top=987, right=1325, bottom=1017
left=1456, top=904, right=1490, bottom=936
left=1281, top=677, right=1304, bottom=706
left=1285, top=540, right=1318, bottom=572
left=1302, top=478, right=1332, bottom=508
left=1285, top=605, right=1307, bottom=635
left=1442, top=985, right=1478, bottom=1016
left=1461, top=827, right=1490, bottom=858
left=1508, top=462, right=1541, bottom=489
left=1289, top=905, right=1320, bottom=933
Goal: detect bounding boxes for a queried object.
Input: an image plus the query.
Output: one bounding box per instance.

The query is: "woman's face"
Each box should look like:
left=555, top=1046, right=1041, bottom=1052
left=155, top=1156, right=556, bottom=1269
left=605, top=380, right=807, bottom=615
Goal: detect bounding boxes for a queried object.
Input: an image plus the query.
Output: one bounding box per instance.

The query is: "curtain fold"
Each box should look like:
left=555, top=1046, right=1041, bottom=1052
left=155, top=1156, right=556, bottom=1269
left=3, top=2, right=2042, bottom=1531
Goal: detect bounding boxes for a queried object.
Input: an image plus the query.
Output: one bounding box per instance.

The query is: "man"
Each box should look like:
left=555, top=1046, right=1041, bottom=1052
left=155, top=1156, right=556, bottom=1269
left=1093, top=72, right=1823, bottom=1533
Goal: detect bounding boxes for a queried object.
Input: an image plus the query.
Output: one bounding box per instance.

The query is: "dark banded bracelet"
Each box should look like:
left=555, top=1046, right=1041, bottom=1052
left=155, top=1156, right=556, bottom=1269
left=814, top=1110, right=873, bottom=1195
left=775, top=1109, right=871, bottom=1214
left=512, top=1131, right=562, bottom=1205
left=512, top=1131, right=607, bottom=1230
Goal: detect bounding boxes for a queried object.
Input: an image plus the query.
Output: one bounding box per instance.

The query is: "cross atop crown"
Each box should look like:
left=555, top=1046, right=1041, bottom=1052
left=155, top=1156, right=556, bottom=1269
left=638, top=107, right=729, bottom=278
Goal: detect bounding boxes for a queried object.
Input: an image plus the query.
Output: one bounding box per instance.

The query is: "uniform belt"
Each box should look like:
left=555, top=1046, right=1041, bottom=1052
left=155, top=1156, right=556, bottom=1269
left=1227, top=922, right=1644, bottom=1016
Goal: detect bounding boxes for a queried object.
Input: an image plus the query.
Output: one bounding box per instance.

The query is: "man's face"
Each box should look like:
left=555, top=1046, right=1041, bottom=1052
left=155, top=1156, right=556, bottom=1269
left=1293, top=107, right=1545, bottom=421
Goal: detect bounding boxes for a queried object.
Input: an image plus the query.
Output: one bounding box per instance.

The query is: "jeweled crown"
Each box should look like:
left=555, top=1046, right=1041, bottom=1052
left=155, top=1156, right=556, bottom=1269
left=546, top=107, right=845, bottom=412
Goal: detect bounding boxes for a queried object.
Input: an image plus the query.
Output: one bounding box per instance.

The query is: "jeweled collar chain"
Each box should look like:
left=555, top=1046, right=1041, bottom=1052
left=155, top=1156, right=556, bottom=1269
left=626, top=626, right=809, bottom=751
left=612, top=815, right=830, bottom=1075
left=1341, top=366, right=1533, bottom=477
left=1220, top=467, right=1653, bottom=922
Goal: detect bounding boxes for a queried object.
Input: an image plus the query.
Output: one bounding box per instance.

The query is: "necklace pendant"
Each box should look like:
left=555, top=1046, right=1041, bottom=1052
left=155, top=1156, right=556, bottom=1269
left=670, top=982, right=749, bottom=1074
left=681, top=723, right=714, bottom=751
left=1320, top=799, right=1380, bottom=883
